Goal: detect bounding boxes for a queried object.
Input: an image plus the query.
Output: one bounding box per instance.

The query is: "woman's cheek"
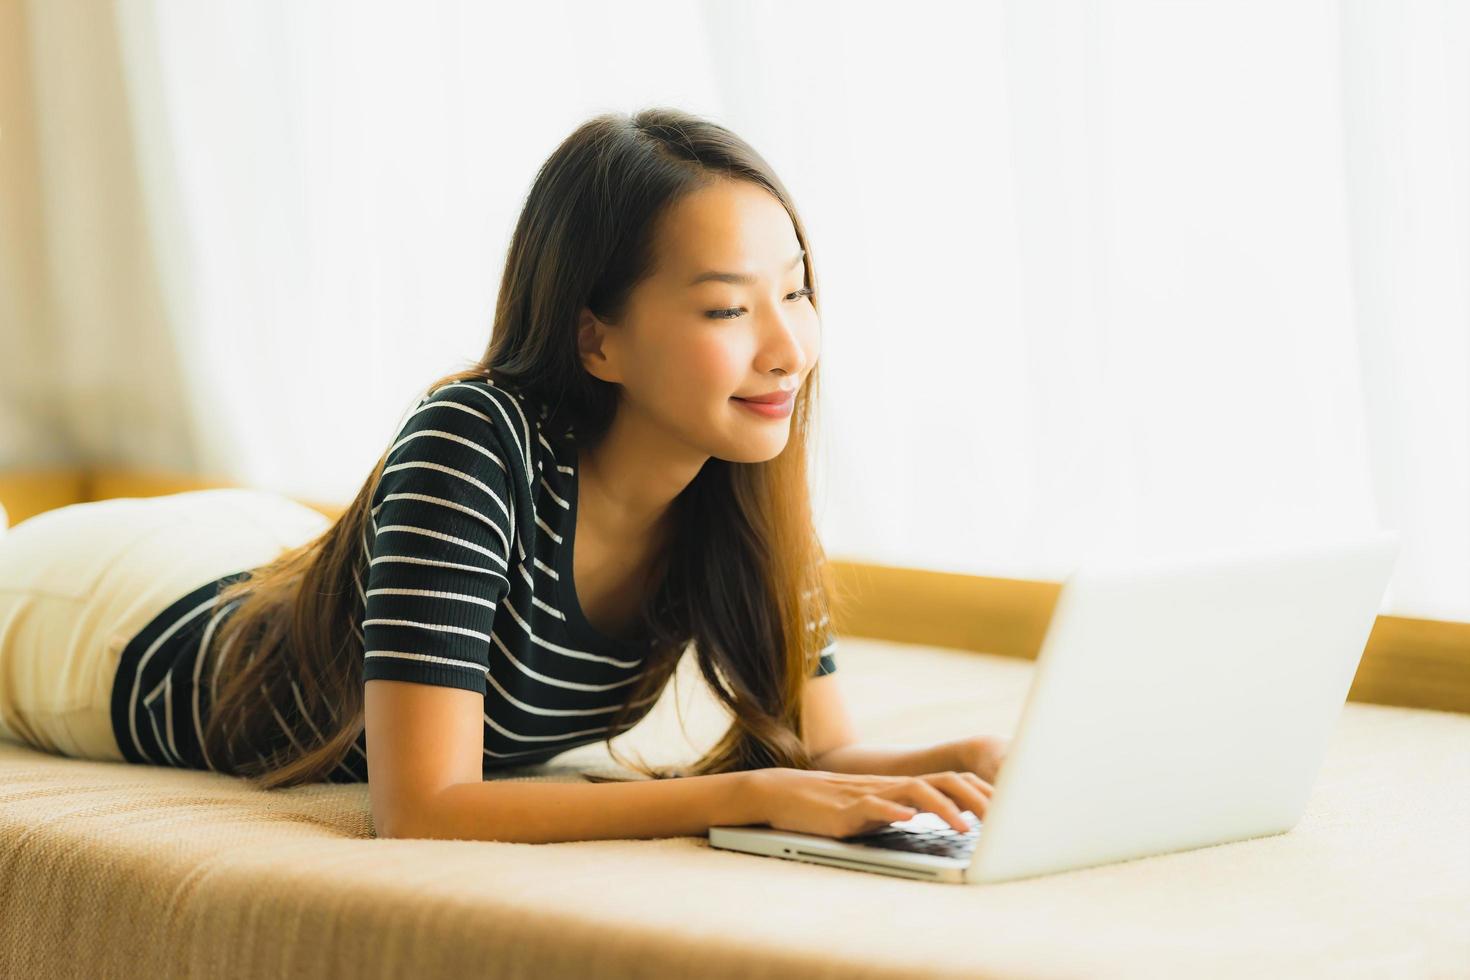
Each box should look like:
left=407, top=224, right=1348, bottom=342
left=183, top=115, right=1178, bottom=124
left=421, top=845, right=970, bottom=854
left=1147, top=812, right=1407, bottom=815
left=682, top=339, right=746, bottom=399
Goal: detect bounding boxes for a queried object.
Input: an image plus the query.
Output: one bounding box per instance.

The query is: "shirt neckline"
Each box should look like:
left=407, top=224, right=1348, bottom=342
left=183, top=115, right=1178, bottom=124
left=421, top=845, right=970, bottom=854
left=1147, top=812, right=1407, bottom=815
left=551, top=439, right=653, bottom=655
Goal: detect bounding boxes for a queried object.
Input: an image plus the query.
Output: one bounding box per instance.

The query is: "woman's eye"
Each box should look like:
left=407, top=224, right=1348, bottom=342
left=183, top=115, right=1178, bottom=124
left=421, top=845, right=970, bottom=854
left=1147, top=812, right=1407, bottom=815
left=706, top=287, right=815, bottom=320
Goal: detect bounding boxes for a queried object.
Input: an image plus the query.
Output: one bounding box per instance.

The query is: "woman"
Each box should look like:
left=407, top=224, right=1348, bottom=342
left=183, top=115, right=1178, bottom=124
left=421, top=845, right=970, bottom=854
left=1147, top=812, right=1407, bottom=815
left=0, top=108, right=1007, bottom=843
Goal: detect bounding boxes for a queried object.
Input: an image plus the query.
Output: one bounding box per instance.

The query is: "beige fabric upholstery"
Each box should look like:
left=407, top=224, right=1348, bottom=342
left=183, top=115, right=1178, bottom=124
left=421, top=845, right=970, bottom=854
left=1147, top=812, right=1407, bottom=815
left=2, top=638, right=1467, bottom=978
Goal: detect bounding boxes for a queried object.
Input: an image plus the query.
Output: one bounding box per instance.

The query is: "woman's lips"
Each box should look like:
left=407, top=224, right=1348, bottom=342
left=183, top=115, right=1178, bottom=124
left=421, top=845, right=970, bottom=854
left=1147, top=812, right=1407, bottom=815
left=731, top=391, right=794, bottom=418
left=734, top=389, right=793, bottom=403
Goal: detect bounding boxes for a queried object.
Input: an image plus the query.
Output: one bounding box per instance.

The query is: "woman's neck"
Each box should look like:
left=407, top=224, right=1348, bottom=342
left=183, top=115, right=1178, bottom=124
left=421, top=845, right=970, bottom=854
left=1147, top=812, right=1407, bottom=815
left=575, top=403, right=705, bottom=545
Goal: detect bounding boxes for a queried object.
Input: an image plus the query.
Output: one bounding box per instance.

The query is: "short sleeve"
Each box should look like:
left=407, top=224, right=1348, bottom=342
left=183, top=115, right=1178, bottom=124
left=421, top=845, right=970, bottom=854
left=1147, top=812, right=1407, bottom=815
left=811, top=632, right=838, bottom=678
left=360, top=385, right=517, bottom=696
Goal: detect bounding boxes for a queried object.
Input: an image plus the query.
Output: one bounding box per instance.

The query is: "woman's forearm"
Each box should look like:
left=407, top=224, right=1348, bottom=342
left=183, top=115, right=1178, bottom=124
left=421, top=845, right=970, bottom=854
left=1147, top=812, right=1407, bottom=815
left=811, top=741, right=956, bottom=777
left=393, top=770, right=761, bottom=843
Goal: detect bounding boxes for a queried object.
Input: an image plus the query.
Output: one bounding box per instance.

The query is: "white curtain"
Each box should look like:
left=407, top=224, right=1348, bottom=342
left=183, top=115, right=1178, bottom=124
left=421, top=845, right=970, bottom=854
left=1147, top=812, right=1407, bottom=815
left=2, top=0, right=1465, bottom=621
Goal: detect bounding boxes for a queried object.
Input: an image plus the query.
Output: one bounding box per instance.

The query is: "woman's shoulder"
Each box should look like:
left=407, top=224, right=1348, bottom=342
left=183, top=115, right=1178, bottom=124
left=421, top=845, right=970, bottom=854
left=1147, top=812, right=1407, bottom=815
left=419, top=378, right=547, bottom=444
left=376, top=379, right=543, bottom=513
left=423, top=376, right=530, bottom=415
left=412, top=377, right=578, bottom=481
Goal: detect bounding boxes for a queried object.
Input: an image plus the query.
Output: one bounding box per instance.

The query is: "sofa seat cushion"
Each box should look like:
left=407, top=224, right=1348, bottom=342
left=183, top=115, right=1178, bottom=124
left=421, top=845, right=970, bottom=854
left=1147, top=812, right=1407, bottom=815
left=2, top=638, right=1467, bottom=979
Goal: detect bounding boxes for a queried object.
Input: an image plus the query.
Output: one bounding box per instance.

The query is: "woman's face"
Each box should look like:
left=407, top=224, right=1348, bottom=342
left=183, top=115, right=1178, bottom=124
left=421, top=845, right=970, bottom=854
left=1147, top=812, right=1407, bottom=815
left=579, top=179, right=820, bottom=464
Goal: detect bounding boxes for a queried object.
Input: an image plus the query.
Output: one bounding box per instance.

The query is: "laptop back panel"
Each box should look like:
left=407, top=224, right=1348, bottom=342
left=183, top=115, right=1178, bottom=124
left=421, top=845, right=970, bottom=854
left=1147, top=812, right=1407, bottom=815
left=967, top=532, right=1400, bottom=884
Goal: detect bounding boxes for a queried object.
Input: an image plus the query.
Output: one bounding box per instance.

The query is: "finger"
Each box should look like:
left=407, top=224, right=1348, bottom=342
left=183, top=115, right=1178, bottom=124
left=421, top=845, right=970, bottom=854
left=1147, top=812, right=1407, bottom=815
left=869, top=795, right=918, bottom=824
left=927, top=772, right=990, bottom=821
left=838, top=796, right=919, bottom=838
left=902, top=779, right=971, bottom=832
left=960, top=772, right=994, bottom=796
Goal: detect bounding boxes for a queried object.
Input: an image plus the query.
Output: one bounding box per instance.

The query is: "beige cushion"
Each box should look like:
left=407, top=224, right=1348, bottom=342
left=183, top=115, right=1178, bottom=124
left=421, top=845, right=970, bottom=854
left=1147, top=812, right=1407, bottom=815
left=2, top=638, right=1467, bottom=978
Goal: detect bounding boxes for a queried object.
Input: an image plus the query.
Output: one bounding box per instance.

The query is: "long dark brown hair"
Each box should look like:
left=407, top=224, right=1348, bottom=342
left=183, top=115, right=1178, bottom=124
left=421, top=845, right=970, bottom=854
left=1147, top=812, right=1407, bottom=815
left=202, top=107, right=843, bottom=789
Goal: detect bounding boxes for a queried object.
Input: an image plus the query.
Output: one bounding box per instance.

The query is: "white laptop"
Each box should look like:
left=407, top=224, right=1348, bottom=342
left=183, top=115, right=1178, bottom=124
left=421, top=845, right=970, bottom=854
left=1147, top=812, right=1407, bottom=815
left=709, top=531, right=1402, bottom=884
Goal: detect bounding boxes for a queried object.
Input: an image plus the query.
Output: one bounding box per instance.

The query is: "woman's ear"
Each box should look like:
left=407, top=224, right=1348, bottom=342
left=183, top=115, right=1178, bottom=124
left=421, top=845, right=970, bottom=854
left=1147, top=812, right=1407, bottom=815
left=577, top=307, right=621, bottom=384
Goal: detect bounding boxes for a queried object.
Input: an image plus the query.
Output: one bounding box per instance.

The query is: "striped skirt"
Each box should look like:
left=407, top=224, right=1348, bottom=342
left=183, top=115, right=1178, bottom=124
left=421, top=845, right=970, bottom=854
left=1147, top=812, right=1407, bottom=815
left=0, top=488, right=329, bottom=762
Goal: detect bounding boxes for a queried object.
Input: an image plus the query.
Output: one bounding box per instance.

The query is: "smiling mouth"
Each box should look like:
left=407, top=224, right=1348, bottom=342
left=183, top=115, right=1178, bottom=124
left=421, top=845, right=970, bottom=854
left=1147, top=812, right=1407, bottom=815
left=731, top=391, right=794, bottom=405
left=730, top=392, right=796, bottom=419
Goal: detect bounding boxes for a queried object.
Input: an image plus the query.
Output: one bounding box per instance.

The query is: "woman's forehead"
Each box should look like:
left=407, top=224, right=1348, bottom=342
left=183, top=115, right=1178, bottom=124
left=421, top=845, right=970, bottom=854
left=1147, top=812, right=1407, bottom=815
left=653, top=183, right=801, bottom=283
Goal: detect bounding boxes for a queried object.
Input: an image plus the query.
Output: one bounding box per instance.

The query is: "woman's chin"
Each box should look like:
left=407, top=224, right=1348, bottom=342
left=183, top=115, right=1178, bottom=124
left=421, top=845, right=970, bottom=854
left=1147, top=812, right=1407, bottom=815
left=716, top=433, right=791, bottom=464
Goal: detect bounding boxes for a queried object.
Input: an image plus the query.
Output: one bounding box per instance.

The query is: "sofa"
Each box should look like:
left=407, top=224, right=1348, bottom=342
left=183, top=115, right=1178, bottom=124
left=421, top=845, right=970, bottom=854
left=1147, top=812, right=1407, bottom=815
left=3, top=634, right=1468, bottom=979
left=2, top=471, right=1467, bottom=977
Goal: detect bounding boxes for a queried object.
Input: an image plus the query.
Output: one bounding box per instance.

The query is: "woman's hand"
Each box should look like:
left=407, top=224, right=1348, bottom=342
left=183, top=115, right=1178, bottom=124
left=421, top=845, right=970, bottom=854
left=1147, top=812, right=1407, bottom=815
left=943, top=734, right=1012, bottom=785
left=745, top=767, right=993, bottom=840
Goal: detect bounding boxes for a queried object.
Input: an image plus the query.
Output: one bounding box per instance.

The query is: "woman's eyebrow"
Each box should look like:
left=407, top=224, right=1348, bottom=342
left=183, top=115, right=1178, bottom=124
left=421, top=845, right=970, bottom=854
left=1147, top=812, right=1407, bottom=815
left=687, top=250, right=805, bottom=287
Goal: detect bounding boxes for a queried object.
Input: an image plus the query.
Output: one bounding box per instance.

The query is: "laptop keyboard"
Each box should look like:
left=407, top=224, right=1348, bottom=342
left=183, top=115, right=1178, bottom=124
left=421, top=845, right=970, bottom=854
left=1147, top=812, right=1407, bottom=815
left=841, top=811, right=983, bottom=860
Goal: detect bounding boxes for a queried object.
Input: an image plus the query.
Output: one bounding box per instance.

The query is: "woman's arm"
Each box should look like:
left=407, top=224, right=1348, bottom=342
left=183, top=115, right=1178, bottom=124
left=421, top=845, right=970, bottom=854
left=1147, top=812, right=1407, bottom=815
left=367, top=679, right=761, bottom=843
left=814, top=736, right=1009, bottom=783
left=801, top=668, right=1009, bottom=782
left=801, top=671, right=960, bottom=777
left=390, top=770, right=759, bottom=843
left=811, top=742, right=957, bottom=777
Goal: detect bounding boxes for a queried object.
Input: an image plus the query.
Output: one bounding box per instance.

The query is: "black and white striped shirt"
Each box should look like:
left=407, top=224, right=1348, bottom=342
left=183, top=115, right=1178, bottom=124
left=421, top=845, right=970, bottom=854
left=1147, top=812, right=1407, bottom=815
left=109, top=379, right=837, bottom=782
